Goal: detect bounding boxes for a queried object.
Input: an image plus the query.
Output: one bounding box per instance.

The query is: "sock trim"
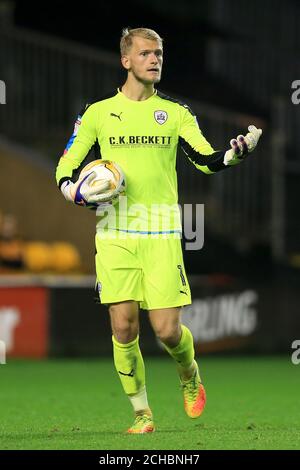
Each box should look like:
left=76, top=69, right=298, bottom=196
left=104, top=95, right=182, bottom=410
left=166, top=324, right=189, bottom=354
left=112, top=334, right=139, bottom=349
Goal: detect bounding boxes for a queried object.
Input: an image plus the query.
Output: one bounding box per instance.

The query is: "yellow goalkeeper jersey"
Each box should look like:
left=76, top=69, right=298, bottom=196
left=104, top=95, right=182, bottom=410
left=56, top=88, right=226, bottom=233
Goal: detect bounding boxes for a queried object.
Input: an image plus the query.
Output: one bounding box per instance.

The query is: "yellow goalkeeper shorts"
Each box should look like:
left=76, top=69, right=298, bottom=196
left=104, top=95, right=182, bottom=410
left=95, top=232, right=191, bottom=310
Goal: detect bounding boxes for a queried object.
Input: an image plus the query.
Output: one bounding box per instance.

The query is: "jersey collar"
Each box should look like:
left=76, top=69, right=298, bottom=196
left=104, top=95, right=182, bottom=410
left=117, top=87, right=157, bottom=103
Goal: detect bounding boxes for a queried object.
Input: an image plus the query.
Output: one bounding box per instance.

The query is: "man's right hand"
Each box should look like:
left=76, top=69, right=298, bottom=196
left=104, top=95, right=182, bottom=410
left=60, top=172, right=110, bottom=206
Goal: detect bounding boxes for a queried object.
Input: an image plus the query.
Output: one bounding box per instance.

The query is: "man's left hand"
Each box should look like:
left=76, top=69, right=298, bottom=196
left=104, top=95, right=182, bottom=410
left=223, top=125, right=263, bottom=165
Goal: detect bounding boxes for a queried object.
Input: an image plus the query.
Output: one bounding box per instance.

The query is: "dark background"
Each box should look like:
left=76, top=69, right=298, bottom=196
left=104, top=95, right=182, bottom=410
left=12, top=0, right=263, bottom=115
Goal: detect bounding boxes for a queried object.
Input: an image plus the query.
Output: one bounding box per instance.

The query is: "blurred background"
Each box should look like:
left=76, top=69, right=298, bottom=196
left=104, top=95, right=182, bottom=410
left=0, top=0, right=299, bottom=358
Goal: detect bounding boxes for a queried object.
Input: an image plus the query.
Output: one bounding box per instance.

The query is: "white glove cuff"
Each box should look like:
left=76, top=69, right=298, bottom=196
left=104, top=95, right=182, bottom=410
left=223, top=149, right=233, bottom=166
left=60, top=180, right=74, bottom=202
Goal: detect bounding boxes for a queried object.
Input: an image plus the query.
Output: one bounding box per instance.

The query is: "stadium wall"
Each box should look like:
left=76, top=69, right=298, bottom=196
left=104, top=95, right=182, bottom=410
left=0, top=138, right=96, bottom=271
left=0, top=272, right=299, bottom=358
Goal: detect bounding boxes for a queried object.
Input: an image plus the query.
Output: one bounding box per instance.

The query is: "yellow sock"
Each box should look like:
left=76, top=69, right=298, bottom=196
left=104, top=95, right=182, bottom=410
left=112, top=335, right=146, bottom=396
left=162, top=324, right=198, bottom=379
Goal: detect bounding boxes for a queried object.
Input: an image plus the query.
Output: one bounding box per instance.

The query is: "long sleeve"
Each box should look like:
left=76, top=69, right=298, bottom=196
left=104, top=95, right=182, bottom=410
left=179, top=105, right=229, bottom=174
left=55, top=103, right=99, bottom=188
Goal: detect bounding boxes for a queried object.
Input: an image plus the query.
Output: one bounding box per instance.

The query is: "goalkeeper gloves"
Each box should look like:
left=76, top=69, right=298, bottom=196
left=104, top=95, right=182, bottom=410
left=223, top=125, right=262, bottom=166
left=60, top=172, right=110, bottom=206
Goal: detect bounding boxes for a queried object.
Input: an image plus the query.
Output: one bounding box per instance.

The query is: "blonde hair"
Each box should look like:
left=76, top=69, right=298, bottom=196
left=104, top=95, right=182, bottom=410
left=120, top=27, right=163, bottom=56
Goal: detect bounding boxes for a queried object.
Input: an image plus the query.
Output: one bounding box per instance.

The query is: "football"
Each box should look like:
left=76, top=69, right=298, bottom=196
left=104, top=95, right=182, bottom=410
left=78, top=159, right=126, bottom=208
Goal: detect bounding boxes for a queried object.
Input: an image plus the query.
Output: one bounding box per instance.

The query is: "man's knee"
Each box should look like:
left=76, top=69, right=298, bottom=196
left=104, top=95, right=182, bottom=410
left=109, top=302, right=139, bottom=344
left=112, top=324, right=139, bottom=344
left=154, top=322, right=181, bottom=347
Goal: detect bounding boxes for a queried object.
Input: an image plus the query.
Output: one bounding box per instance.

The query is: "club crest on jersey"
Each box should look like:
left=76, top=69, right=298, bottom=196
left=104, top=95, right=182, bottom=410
left=154, top=110, right=168, bottom=125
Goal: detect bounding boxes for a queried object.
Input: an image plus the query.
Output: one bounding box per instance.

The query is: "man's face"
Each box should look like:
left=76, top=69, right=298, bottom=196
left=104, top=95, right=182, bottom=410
left=122, top=36, right=163, bottom=85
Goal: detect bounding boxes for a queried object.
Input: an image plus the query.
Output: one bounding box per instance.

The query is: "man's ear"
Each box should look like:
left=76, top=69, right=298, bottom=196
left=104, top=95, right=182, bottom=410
left=121, top=55, right=130, bottom=70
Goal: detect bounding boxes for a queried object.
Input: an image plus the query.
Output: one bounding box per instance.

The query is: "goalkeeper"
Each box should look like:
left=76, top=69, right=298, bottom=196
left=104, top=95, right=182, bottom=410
left=56, top=27, right=262, bottom=434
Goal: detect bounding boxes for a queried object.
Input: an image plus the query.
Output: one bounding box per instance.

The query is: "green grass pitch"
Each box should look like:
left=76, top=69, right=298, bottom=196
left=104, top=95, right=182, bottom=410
left=0, top=356, right=299, bottom=450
